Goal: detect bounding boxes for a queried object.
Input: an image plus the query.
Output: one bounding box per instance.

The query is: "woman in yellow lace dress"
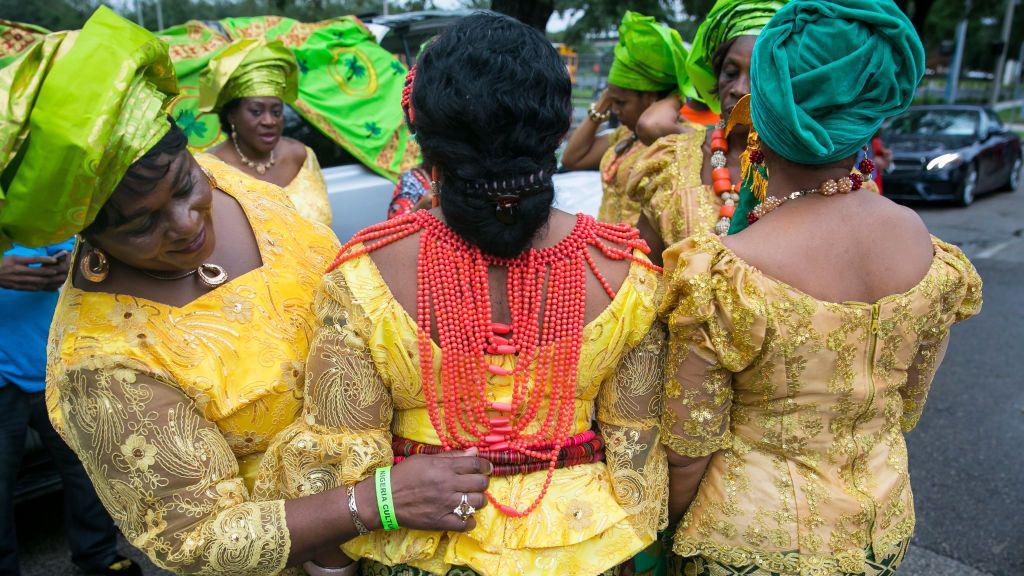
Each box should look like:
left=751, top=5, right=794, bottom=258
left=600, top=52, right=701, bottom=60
left=627, top=0, right=787, bottom=261
left=270, top=14, right=667, bottom=576
left=196, top=38, right=333, bottom=227
left=561, top=11, right=686, bottom=226
left=0, top=10, right=499, bottom=575
left=660, top=2, right=982, bottom=575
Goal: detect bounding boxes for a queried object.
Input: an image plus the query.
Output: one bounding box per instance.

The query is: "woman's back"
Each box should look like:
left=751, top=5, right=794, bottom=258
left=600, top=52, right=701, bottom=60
left=298, top=209, right=667, bottom=576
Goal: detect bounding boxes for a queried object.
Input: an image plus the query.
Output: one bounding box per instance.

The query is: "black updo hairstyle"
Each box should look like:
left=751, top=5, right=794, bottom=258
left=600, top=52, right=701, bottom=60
left=83, top=117, right=190, bottom=236
left=410, top=12, right=571, bottom=258
left=218, top=99, right=242, bottom=135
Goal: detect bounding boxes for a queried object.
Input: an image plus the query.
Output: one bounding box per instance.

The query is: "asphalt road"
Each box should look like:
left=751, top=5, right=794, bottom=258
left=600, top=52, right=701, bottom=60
left=12, top=187, right=1024, bottom=576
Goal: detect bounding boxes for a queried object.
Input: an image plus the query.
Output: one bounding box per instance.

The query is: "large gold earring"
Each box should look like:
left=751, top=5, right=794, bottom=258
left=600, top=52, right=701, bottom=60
left=80, top=247, right=109, bottom=283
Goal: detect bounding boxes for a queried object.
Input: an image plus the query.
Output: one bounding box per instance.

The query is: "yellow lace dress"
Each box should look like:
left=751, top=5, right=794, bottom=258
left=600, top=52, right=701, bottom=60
left=264, top=246, right=668, bottom=576
left=597, top=126, right=647, bottom=225
left=626, top=127, right=721, bottom=246
left=45, top=161, right=340, bottom=575
left=659, top=234, right=982, bottom=575
left=197, top=145, right=333, bottom=227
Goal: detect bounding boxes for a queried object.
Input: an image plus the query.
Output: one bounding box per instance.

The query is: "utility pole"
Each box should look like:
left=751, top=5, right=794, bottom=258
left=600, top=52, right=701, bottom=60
left=946, top=0, right=971, bottom=104
left=991, top=0, right=1019, bottom=106
left=155, top=0, right=164, bottom=31
left=135, top=0, right=146, bottom=28
left=383, top=0, right=389, bottom=16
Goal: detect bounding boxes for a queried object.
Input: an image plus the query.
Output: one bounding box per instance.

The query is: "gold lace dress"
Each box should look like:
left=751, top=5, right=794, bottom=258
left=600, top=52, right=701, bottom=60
left=45, top=161, right=340, bottom=575
left=597, top=126, right=647, bottom=225
left=197, top=145, right=333, bottom=227
left=658, top=234, right=982, bottom=575
left=626, top=128, right=721, bottom=246
left=264, top=248, right=668, bottom=576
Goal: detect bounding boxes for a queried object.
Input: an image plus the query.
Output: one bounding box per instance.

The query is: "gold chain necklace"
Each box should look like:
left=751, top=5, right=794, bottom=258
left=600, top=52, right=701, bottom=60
left=141, top=264, right=229, bottom=289
left=232, top=133, right=275, bottom=175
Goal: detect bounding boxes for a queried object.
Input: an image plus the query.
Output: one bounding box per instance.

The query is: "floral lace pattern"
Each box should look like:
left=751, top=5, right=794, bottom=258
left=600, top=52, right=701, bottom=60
left=659, top=234, right=982, bottom=575
left=597, top=126, right=647, bottom=226
left=267, top=248, right=668, bottom=576
left=45, top=160, right=340, bottom=574
left=626, top=128, right=721, bottom=245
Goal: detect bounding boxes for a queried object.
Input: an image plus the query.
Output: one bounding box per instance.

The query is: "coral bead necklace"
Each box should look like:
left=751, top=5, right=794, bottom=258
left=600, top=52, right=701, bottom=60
left=328, top=210, right=659, bottom=517
left=710, top=121, right=742, bottom=235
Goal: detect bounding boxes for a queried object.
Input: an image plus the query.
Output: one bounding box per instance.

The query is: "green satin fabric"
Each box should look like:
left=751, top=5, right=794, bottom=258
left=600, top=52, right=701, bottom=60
left=198, top=38, right=298, bottom=112
left=608, top=11, right=688, bottom=94
left=0, top=6, right=177, bottom=251
left=684, top=0, right=787, bottom=113
left=750, top=0, right=924, bottom=165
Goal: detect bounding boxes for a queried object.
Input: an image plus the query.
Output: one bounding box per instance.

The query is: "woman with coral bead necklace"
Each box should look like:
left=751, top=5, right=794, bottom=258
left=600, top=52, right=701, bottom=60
left=273, top=12, right=668, bottom=576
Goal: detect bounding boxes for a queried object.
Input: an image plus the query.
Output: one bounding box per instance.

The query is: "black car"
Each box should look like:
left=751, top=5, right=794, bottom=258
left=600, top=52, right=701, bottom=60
left=883, top=105, right=1021, bottom=206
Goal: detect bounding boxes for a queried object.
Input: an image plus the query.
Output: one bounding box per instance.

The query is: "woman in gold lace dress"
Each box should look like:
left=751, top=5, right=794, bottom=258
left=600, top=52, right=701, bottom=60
left=0, top=9, right=495, bottom=575
left=627, top=0, right=787, bottom=262
left=660, top=2, right=982, bottom=574
left=561, top=11, right=686, bottom=226
left=196, top=38, right=333, bottom=227
left=270, top=14, right=667, bottom=576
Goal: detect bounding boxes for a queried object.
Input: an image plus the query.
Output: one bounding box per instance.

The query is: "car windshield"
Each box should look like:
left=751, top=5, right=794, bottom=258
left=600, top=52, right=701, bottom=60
left=888, top=109, right=979, bottom=137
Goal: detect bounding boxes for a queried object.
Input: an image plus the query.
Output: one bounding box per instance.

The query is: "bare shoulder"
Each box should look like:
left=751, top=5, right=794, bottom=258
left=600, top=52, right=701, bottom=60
left=206, top=141, right=232, bottom=162
left=864, top=194, right=933, bottom=256
left=279, top=137, right=309, bottom=162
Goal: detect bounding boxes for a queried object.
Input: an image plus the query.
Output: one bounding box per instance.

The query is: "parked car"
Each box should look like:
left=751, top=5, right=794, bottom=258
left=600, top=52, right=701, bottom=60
left=882, top=105, right=1021, bottom=206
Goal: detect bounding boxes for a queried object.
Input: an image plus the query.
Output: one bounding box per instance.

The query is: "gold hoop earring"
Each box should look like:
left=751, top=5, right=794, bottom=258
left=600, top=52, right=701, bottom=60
left=80, top=247, right=109, bottom=283
left=197, top=264, right=228, bottom=288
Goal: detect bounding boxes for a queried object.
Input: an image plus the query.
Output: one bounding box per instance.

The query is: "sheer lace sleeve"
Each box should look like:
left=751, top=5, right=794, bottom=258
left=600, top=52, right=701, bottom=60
left=900, top=335, right=949, bottom=432
left=262, top=269, right=394, bottom=501
left=597, top=322, right=669, bottom=539
left=659, top=236, right=767, bottom=458
left=48, top=364, right=289, bottom=575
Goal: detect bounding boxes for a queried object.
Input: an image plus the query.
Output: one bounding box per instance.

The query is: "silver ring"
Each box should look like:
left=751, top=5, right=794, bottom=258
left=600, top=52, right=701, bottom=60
left=453, top=494, right=476, bottom=521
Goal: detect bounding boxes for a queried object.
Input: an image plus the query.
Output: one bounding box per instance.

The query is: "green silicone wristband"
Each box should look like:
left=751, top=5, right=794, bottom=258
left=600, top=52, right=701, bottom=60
left=374, top=467, right=399, bottom=531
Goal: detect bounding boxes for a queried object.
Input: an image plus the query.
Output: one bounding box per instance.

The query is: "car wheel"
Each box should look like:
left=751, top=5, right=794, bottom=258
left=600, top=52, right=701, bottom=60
left=957, top=163, right=978, bottom=206
left=1007, top=155, right=1022, bottom=193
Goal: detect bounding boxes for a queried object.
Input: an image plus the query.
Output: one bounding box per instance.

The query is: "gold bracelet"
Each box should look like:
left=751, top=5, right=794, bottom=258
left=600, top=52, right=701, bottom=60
left=347, top=484, right=371, bottom=536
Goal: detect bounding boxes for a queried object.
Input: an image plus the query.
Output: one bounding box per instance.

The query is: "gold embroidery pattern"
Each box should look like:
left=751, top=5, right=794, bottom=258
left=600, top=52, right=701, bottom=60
left=598, top=126, right=647, bottom=226
left=46, top=161, right=340, bottom=574
left=659, top=234, right=982, bottom=574
left=626, top=128, right=721, bottom=245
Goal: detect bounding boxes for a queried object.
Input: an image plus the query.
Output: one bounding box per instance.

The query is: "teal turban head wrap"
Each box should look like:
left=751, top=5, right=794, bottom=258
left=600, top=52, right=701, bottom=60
left=750, top=0, right=924, bottom=165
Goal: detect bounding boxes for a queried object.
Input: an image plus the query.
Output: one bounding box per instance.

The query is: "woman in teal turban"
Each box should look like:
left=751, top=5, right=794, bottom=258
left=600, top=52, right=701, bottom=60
left=562, top=11, right=685, bottom=227
left=625, top=0, right=786, bottom=265
left=659, top=3, right=982, bottom=576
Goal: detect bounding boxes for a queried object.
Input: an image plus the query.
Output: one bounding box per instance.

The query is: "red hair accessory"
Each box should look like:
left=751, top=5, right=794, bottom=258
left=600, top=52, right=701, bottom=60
left=402, top=66, right=417, bottom=126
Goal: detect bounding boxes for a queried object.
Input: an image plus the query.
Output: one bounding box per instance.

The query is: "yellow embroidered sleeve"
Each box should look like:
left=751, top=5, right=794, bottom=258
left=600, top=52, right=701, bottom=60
left=900, top=335, right=949, bottom=432
left=597, top=322, right=669, bottom=539
left=265, top=271, right=393, bottom=502
left=659, top=236, right=767, bottom=457
left=51, top=366, right=289, bottom=575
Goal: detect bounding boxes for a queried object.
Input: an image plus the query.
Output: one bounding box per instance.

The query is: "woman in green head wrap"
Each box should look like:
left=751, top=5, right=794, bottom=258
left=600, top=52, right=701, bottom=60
left=562, top=11, right=683, bottom=226
left=0, top=8, right=499, bottom=575
left=660, top=2, right=982, bottom=575
left=196, top=38, right=333, bottom=226
left=625, top=0, right=785, bottom=265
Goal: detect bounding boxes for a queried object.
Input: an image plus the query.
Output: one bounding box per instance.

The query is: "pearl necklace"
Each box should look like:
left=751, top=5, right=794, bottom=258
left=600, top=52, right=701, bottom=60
left=232, top=133, right=275, bottom=175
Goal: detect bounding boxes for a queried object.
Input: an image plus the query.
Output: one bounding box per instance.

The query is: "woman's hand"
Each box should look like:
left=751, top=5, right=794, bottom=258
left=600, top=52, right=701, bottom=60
left=593, top=89, right=612, bottom=118
left=357, top=448, right=492, bottom=533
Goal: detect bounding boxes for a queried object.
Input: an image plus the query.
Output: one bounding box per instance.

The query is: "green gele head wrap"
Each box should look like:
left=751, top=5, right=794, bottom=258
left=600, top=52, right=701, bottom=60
left=608, top=11, right=688, bottom=93
left=685, top=0, right=787, bottom=114
left=0, top=6, right=178, bottom=250
left=198, top=38, right=298, bottom=112
left=750, top=0, right=924, bottom=165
